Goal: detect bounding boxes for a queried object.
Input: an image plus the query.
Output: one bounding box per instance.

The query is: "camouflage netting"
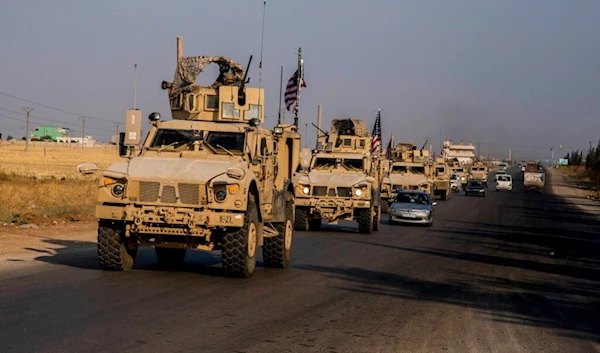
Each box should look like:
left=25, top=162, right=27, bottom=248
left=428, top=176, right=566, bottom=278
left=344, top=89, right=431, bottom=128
left=394, top=143, right=417, bottom=152
left=330, top=119, right=369, bottom=137
left=170, top=56, right=245, bottom=99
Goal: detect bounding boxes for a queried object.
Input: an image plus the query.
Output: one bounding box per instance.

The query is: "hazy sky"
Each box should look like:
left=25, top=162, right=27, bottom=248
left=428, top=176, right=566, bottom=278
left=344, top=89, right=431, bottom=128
left=1, top=0, right=599, bottom=160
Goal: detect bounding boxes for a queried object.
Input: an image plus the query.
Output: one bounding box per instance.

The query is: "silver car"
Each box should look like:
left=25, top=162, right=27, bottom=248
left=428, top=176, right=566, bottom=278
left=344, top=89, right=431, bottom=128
left=389, top=190, right=436, bottom=227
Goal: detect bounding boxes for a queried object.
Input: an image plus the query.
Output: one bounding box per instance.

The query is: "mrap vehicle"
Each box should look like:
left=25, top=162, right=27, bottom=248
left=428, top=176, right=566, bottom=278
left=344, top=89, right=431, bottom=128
left=78, top=37, right=301, bottom=278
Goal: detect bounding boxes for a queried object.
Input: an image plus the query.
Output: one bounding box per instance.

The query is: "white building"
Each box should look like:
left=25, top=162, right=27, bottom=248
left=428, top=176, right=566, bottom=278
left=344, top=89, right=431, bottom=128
left=442, top=140, right=476, bottom=165
left=56, top=135, right=95, bottom=144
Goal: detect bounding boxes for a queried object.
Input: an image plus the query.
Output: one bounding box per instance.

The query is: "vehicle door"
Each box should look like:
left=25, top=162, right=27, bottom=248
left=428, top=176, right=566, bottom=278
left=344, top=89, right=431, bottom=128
left=257, top=134, right=275, bottom=214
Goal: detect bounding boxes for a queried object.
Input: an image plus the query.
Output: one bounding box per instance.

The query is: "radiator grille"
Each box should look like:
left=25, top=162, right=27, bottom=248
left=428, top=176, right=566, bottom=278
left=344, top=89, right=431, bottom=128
left=178, top=183, right=200, bottom=204
left=312, top=186, right=327, bottom=196
left=139, top=181, right=160, bottom=202
left=161, top=185, right=177, bottom=203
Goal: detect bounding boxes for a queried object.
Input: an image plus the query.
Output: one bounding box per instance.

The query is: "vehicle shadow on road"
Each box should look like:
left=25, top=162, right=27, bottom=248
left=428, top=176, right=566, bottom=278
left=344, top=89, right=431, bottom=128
left=30, top=238, right=244, bottom=277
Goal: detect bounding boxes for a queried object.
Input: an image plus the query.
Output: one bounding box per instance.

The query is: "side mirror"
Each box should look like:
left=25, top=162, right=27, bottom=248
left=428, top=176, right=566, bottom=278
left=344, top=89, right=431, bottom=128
left=77, top=163, right=98, bottom=175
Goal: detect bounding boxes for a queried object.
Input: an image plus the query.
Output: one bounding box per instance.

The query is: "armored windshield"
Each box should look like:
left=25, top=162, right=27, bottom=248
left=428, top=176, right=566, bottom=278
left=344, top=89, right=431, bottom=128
left=312, top=157, right=364, bottom=171
left=149, top=129, right=245, bottom=154
left=391, top=165, right=425, bottom=174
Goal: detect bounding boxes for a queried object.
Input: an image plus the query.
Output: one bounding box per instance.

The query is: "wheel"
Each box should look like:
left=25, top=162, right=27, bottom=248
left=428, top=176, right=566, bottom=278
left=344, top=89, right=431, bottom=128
left=263, top=194, right=293, bottom=268
left=294, top=207, right=309, bottom=231
left=97, top=219, right=137, bottom=271
left=357, top=207, right=373, bottom=234
left=155, top=247, right=186, bottom=267
left=427, top=220, right=433, bottom=227
left=381, top=201, right=389, bottom=214
left=496, top=189, right=499, bottom=192
left=308, top=218, right=321, bottom=231
left=221, top=197, right=259, bottom=278
left=441, top=191, right=447, bottom=201
left=373, top=205, right=381, bottom=231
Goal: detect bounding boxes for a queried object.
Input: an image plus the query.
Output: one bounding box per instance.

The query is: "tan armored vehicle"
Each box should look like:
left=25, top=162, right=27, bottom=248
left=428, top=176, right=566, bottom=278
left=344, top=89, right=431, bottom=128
left=380, top=142, right=433, bottom=212
left=468, top=161, right=489, bottom=187
left=428, top=157, right=452, bottom=200
left=294, top=118, right=382, bottom=234
left=77, top=37, right=301, bottom=278
left=447, top=158, right=467, bottom=190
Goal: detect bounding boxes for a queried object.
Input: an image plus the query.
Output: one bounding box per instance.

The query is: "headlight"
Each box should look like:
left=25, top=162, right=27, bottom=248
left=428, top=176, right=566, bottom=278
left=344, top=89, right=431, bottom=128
left=303, top=187, right=310, bottom=194
left=215, top=189, right=227, bottom=202
left=355, top=189, right=362, bottom=196
left=461, top=177, right=465, bottom=180
left=112, top=184, right=125, bottom=196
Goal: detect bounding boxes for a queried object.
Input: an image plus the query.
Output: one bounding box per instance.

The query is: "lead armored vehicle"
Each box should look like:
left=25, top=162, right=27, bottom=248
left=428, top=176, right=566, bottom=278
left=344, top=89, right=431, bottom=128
left=293, top=119, right=382, bottom=234
left=78, top=37, right=301, bottom=278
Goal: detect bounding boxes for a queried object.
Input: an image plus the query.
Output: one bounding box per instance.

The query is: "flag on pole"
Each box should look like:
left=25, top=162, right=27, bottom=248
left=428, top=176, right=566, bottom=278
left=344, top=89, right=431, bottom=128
left=371, top=110, right=381, bottom=153
left=284, top=69, right=306, bottom=111
left=385, top=135, right=393, bottom=159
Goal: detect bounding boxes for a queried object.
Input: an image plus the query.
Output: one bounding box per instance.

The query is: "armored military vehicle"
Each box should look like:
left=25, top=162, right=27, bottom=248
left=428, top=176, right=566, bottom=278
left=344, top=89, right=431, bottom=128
left=447, top=159, right=468, bottom=191
left=78, top=37, right=301, bottom=278
left=380, top=142, right=433, bottom=212
left=468, top=161, right=489, bottom=187
left=428, top=157, right=452, bottom=200
left=293, top=118, right=382, bottom=234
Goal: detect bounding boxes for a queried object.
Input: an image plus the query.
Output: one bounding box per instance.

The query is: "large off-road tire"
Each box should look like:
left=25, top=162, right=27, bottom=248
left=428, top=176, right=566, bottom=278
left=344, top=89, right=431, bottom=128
left=294, top=207, right=310, bottom=231
left=373, top=205, right=381, bottom=231
left=97, top=219, right=137, bottom=271
left=155, top=247, right=187, bottom=267
left=308, top=218, right=321, bottom=231
left=441, top=191, right=447, bottom=200
left=263, top=195, right=293, bottom=268
left=221, top=199, right=259, bottom=278
left=381, top=201, right=389, bottom=214
left=357, top=207, right=373, bottom=234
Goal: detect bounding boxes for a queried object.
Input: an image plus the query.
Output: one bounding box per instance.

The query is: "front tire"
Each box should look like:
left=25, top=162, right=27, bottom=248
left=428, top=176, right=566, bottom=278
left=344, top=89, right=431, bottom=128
left=98, top=219, right=137, bottom=271
left=263, top=195, right=293, bottom=268
left=221, top=198, right=259, bottom=278
left=357, top=207, right=373, bottom=234
left=381, top=202, right=389, bottom=214
left=308, top=218, right=321, bottom=231
left=294, top=207, right=310, bottom=231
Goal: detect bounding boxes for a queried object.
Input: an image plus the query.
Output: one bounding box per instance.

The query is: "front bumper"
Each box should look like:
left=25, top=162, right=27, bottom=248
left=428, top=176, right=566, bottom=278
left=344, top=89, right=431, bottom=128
left=95, top=204, right=245, bottom=236
left=389, top=211, right=431, bottom=224
left=465, top=190, right=485, bottom=196
left=295, top=197, right=371, bottom=221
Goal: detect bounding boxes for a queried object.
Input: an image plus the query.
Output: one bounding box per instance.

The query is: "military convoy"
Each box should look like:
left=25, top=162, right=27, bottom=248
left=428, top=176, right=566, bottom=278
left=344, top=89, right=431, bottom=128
left=427, top=157, right=452, bottom=201
left=293, top=118, right=382, bottom=234
left=381, top=143, right=433, bottom=212
left=78, top=37, right=301, bottom=278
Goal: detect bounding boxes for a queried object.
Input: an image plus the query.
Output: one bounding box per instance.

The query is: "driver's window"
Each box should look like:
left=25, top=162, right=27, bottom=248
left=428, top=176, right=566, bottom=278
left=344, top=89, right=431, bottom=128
left=260, top=138, right=268, bottom=156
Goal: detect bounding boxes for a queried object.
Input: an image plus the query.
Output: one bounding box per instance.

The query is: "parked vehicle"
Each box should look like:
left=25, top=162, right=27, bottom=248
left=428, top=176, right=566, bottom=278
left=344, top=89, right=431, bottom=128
left=388, top=190, right=436, bottom=227
left=496, top=174, right=513, bottom=192
left=465, top=180, right=486, bottom=197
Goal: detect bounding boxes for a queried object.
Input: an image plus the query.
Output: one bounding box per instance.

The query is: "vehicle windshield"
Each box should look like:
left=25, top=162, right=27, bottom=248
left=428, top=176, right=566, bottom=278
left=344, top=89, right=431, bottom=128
left=498, top=175, right=511, bottom=181
left=455, top=168, right=464, bottom=173
left=149, top=129, right=245, bottom=154
left=391, top=165, right=425, bottom=174
left=394, top=192, right=430, bottom=205
left=312, top=157, right=364, bottom=171
left=468, top=181, right=484, bottom=187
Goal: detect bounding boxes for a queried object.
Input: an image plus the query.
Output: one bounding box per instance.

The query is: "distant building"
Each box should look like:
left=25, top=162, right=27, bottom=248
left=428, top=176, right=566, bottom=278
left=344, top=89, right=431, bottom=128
left=441, top=140, right=476, bottom=165
left=31, top=125, right=69, bottom=141
left=56, top=135, right=94, bottom=144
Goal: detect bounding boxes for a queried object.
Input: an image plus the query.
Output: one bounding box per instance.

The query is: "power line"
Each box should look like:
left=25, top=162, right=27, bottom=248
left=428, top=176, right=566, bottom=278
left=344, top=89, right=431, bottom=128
left=0, top=107, right=114, bottom=133
left=0, top=91, right=118, bottom=123
left=0, top=113, right=113, bottom=137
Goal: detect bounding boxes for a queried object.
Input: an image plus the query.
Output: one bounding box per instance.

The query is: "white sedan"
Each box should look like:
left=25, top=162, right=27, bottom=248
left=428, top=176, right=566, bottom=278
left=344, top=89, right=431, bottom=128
left=496, top=175, right=513, bottom=192
left=495, top=170, right=507, bottom=181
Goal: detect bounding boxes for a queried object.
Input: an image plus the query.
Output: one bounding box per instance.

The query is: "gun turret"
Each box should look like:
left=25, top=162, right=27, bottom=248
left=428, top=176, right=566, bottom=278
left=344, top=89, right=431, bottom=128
left=419, top=138, right=428, bottom=157
left=237, top=55, right=253, bottom=106
left=311, top=123, right=329, bottom=138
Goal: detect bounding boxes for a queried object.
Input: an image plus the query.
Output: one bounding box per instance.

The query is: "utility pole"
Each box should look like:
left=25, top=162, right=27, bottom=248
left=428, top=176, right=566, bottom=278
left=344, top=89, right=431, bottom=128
left=114, top=122, right=122, bottom=143
left=20, top=126, right=24, bottom=140
left=22, top=107, right=34, bottom=153
left=79, top=116, right=87, bottom=150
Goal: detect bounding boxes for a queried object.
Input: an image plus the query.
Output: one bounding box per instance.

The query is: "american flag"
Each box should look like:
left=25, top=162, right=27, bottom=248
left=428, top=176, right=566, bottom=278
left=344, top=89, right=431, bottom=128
left=385, top=135, right=392, bottom=159
left=284, top=69, right=306, bottom=111
left=371, top=110, right=382, bottom=153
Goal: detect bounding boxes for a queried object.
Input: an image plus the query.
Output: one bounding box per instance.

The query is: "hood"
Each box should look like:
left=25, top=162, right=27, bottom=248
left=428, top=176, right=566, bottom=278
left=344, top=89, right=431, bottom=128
left=387, top=174, right=428, bottom=185
left=111, top=157, right=245, bottom=184
left=303, top=171, right=368, bottom=187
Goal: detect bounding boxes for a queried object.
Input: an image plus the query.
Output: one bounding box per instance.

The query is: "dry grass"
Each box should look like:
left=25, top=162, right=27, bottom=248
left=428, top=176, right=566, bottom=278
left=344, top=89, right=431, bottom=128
left=0, top=142, right=119, bottom=179
left=0, top=142, right=122, bottom=224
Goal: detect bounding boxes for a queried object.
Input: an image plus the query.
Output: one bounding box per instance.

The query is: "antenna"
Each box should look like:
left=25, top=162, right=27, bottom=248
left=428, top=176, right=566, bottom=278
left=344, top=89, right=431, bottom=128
left=294, top=47, right=303, bottom=127
left=278, top=65, right=283, bottom=124
left=258, top=1, right=266, bottom=120
left=133, top=64, right=138, bottom=109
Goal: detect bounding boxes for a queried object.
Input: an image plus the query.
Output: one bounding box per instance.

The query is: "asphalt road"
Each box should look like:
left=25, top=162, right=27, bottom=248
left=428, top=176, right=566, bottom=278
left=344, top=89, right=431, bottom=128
left=1, top=168, right=599, bottom=353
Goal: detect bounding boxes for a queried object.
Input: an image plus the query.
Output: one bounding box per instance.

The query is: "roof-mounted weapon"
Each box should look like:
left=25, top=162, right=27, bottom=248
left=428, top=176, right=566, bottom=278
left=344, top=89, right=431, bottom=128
left=238, top=55, right=253, bottom=106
